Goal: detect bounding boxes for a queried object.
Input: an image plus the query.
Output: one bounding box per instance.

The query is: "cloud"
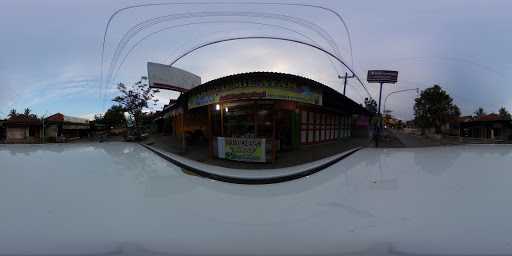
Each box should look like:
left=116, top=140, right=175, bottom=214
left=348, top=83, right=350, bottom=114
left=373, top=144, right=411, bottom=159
left=78, top=112, right=100, bottom=121
left=3, top=0, right=512, bottom=121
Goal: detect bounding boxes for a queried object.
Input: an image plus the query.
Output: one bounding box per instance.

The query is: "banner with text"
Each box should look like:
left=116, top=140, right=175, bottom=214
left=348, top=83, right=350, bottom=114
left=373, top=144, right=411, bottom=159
left=188, top=83, right=322, bottom=109
left=217, top=137, right=266, bottom=163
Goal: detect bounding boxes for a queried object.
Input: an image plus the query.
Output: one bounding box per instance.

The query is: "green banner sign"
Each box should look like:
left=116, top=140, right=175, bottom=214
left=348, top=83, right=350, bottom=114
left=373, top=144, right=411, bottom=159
left=188, top=83, right=322, bottom=109
left=217, top=137, right=266, bottom=163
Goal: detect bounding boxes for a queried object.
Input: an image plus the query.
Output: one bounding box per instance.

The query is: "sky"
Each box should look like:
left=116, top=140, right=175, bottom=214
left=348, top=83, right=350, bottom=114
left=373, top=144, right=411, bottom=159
left=1, top=0, right=512, bottom=120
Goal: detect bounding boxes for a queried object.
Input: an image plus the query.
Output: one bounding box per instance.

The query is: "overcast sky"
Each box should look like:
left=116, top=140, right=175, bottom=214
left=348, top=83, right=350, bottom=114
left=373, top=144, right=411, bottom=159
left=1, top=0, right=511, bottom=120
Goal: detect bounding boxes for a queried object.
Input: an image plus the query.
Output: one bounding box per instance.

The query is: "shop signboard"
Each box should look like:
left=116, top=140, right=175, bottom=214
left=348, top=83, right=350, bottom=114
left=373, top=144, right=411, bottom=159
left=367, top=70, right=398, bottom=84
left=217, top=137, right=266, bottom=163
left=147, top=62, right=201, bottom=92
left=188, top=83, right=322, bottom=109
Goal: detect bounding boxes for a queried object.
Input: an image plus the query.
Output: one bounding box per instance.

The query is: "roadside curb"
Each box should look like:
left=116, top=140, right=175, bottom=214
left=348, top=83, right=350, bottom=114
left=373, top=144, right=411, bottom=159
left=140, top=143, right=362, bottom=185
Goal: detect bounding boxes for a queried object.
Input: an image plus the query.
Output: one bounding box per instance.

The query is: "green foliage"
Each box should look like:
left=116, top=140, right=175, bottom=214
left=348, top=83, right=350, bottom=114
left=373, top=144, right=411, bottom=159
left=498, top=107, right=512, bottom=120
left=364, top=97, right=377, bottom=113
left=112, top=77, right=159, bottom=134
left=8, top=107, right=37, bottom=119
left=102, top=105, right=127, bottom=129
left=414, top=84, right=460, bottom=134
left=474, top=107, right=486, bottom=118
left=8, top=109, right=17, bottom=118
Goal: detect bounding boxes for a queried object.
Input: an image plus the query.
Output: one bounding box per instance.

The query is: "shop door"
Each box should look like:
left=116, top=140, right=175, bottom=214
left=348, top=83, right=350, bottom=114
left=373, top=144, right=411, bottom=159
left=277, top=110, right=293, bottom=151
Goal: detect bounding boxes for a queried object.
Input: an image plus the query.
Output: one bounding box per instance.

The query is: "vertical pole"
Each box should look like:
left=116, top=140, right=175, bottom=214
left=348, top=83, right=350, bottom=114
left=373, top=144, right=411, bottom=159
left=376, top=82, right=384, bottom=147
left=254, top=102, right=258, bottom=136
left=272, top=107, right=277, bottom=163
left=343, top=72, right=348, bottom=95
left=42, top=118, right=45, bottom=144
left=208, top=105, right=213, bottom=158
left=220, top=104, right=224, bottom=137
left=181, top=112, right=186, bottom=153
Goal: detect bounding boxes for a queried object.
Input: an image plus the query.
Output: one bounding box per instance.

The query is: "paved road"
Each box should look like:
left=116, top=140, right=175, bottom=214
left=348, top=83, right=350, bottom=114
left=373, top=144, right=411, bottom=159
left=387, top=129, right=442, bottom=147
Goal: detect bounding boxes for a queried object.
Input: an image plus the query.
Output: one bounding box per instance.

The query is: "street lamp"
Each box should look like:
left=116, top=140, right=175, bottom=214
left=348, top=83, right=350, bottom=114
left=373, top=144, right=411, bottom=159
left=383, top=88, right=419, bottom=115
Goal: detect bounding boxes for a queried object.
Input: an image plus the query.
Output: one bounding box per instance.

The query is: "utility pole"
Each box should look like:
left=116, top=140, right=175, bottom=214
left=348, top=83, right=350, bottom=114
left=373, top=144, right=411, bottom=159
left=376, top=82, right=384, bottom=147
left=338, top=72, right=355, bottom=95
left=366, top=70, right=399, bottom=148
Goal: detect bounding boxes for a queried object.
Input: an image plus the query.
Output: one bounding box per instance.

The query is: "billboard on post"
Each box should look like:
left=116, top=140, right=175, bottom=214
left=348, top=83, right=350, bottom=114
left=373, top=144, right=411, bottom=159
left=147, top=62, right=201, bottom=92
left=367, top=70, right=398, bottom=84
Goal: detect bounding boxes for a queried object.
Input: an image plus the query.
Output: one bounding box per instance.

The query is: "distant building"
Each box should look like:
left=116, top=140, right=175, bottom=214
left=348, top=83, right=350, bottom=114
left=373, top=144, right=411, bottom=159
left=5, top=116, right=42, bottom=143
left=460, top=114, right=512, bottom=142
left=45, top=113, right=90, bottom=142
left=383, top=115, right=402, bottom=129
left=405, top=120, right=415, bottom=128
left=0, top=119, right=6, bottom=142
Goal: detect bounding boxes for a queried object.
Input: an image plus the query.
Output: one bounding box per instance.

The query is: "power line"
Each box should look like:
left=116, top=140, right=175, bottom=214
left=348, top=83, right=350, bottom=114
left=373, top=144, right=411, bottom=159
left=105, top=11, right=345, bottom=86
left=167, top=36, right=371, bottom=98
left=100, top=2, right=356, bottom=110
left=102, top=12, right=347, bottom=109
left=111, top=20, right=345, bottom=83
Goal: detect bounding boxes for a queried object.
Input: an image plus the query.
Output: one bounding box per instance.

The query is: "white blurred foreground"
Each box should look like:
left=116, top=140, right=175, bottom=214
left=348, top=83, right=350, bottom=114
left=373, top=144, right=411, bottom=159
left=1, top=143, right=512, bottom=255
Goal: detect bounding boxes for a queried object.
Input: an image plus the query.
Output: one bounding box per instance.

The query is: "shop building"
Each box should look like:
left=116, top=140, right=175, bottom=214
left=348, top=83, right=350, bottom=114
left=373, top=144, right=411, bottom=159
left=460, top=114, right=512, bottom=142
left=0, top=119, right=6, bottom=142
left=163, top=72, right=371, bottom=163
left=45, top=113, right=90, bottom=142
left=4, top=116, right=42, bottom=143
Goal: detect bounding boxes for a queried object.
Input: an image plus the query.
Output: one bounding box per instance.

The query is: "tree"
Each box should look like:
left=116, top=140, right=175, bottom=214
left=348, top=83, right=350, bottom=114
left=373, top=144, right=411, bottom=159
left=22, top=108, right=37, bottom=119
left=8, top=109, right=17, bottom=118
left=7, top=108, right=37, bottom=119
left=23, top=108, right=31, bottom=116
left=449, top=104, right=461, bottom=117
left=498, top=107, right=512, bottom=120
left=364, top=97, right=377, bottom=113
left=414, top=84, right=460, bottom=134
left=103, top=105, right=127, bottom=129
left=474, top=107, right=486, bottom=118
left=94, top=114, right=103, bottom=123
left=112, top=76, right=159, bottom=135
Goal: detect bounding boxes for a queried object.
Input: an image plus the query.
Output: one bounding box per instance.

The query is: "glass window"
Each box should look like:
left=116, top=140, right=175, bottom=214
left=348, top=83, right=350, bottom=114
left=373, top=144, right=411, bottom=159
left=224, top=103, right=256, bottom=138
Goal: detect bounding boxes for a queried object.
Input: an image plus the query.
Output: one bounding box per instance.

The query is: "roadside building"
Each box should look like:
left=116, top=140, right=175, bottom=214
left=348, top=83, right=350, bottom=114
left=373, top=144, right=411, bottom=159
left=45, top=113, right=90, bottom=142
left=154, top=100, right=178, bottom=134
left=89, top=120, right=107, bottom=138
left=384, top=115, right=402, bottom=129
left=5, top=116, right=42, bottom=143
left=405, top=120, right=415, bottom=128
left=460, top=114, right=512, bottom=142
left=0, top=119, right=6, bottom=142
left=163, top=72, right=371, bottom=163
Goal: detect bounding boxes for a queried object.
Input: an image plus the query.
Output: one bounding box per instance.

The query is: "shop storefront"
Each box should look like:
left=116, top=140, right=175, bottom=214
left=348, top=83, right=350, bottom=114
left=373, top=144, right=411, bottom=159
left=164, top=72, right=371, bottom=163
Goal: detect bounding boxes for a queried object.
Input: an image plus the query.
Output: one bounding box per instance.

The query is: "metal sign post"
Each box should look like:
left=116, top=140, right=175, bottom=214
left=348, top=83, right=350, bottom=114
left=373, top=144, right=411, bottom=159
left=367, top=70, right=398, bottom=147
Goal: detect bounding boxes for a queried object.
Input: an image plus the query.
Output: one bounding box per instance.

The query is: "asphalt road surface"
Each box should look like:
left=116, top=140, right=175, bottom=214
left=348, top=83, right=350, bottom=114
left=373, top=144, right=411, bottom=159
left=387, top=129, right=442, bottom=147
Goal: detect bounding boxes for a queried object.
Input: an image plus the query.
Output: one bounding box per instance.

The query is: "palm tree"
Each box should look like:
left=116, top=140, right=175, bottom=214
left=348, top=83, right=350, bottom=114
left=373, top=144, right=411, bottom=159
left=8, top=109, right=17, bottom=118
left=22, top=107, right=38, bottom=119
left=23, top=108, right=31, bottom=117
left=474, top=107, right=486, bottom=118
left=498, top=107, right=512, bottom=120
